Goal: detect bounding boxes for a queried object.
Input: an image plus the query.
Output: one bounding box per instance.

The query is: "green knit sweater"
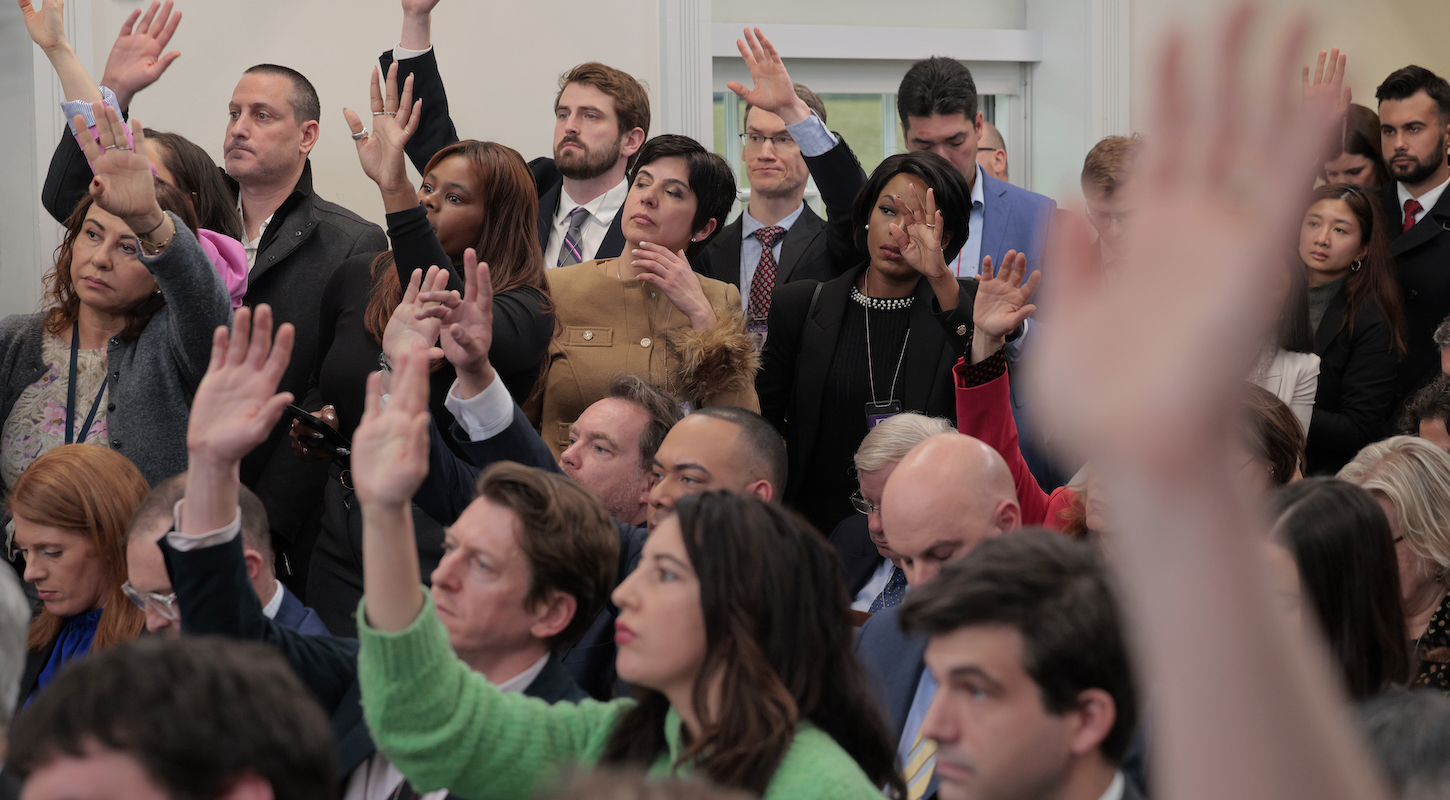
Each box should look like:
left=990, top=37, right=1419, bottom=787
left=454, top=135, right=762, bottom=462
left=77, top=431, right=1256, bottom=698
left=357, top=594, right=886, bottom=799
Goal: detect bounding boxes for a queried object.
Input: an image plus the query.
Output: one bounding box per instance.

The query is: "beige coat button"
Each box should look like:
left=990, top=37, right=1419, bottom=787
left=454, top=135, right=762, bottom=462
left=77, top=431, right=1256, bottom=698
left=640, top=337, right=652, bottom=348
left=956, top=324, right=967, bottom=336
left=583, top=331, right=594, bottom=341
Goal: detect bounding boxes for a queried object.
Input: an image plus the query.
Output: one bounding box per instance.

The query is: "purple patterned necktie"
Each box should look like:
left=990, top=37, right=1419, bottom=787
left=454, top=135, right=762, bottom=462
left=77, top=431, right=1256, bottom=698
left=556, top=207, right=589, bottom=267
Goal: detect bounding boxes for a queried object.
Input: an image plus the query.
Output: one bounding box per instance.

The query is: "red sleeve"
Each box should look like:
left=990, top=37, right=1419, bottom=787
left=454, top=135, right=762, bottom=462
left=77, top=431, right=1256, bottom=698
left=953, top=356, right=1053, bottom=527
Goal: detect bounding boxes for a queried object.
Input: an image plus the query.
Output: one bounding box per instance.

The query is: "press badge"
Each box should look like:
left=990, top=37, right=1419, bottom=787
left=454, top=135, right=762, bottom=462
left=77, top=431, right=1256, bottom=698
left=865, top=400, right=902, bottom=428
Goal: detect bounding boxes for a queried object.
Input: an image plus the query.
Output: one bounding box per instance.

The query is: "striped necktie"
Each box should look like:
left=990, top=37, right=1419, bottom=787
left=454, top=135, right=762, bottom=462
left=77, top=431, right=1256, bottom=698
left=556, top=207, right=590, bottom=267
left=904, top=722, right=938, bottom=800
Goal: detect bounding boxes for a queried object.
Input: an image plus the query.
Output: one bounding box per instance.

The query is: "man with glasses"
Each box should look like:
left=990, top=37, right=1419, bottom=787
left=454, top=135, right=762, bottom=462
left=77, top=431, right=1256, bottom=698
left=697, top=29, right=867, bottom=331
left=1081, top=135, right=1144, bottom=271
left=124, top=474, right=328, bottom=637
left=975, top=121, right=1009, bottom=183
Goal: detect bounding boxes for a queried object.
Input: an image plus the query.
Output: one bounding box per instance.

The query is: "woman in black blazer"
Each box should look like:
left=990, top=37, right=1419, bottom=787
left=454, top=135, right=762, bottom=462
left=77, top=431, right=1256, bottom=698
left=757, top=152, right=975, bottom=533
left=1301, top=183, right=1406, bottom=474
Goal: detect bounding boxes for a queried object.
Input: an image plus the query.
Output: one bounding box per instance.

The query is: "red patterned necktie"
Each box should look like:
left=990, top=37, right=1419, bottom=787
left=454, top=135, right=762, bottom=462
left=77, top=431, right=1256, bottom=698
left=749, top=226, right=786, bottom=321
left=1404, top=198, right=1424, bottom=234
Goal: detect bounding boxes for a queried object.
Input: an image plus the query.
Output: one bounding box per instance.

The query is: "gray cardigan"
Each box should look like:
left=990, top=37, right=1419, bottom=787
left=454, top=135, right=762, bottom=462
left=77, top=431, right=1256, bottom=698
left=0, top=212, right=233, bottom=492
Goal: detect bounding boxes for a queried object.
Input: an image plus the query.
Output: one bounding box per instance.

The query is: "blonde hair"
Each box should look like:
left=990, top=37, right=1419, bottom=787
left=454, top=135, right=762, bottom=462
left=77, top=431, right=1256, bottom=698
left=1339, top=436, right=1450, bottom=570
left=853, top=413, right=955, bottom=474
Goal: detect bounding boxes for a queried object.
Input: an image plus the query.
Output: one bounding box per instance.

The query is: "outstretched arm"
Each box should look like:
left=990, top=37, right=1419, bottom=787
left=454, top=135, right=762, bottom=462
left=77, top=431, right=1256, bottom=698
left=20, top=0, right=101, bottom=104
left=1026, top=15, right=1386, bottom=800
left=380, top=0, right=460, bottom=173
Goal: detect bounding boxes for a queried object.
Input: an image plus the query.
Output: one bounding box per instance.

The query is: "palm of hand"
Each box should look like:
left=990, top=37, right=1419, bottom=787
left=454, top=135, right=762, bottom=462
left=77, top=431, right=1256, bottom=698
left=384, top=299, right=440, bottom=356
left=974, top=280, right=1029, bottom=339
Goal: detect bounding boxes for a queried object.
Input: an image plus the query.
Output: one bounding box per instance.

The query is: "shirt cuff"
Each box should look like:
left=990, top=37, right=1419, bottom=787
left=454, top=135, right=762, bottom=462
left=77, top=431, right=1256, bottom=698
left=61, top=86, right=119, bottom=135
left=165, top=500, right=242, bottom=552
left=442, top=376, right=514, bottom=441
left=786, top=111, right=839, bottom=158
left=394, top=44, right=433, bottom=61
left=1004, top=318, right=1029, bottom=362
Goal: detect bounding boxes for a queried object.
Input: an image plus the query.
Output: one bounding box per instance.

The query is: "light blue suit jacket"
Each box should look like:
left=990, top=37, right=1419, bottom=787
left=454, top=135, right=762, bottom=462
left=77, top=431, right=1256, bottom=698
left=977, top=171, right=1056, bottom=276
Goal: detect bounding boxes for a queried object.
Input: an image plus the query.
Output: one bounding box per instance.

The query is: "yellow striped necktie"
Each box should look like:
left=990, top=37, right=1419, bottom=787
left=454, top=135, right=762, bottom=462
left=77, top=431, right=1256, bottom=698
left=903, top=723, right=938, bottom=800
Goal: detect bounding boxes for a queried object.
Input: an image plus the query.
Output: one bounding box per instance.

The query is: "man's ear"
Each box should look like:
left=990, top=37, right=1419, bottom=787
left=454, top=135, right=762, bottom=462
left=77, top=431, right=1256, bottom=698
left=994, top=499, right=1022, bottom=533
left=298, top=120, right=320, bottom=156
left=220, top=771, right=274, bottom=800
left=744, top=478, right=774, bottom=503
left=529, top=589, right=577, bottom=642
left=241, top=547, right=266, bottom=582
left=973, top=111, right=985, bottom=138
left=1066, top=688, right=1118, bottom=758
left=621, top=127, right=647, bottom=159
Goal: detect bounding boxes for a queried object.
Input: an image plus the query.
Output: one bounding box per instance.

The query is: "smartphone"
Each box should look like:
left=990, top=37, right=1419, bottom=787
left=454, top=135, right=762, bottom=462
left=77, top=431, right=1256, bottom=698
left=283, top=404, right=352, bottom=453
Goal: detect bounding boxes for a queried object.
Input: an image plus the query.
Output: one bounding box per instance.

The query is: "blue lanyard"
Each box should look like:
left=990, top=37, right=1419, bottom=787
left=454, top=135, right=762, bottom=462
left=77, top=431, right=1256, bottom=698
left=66, top=320, right=108, bottom=446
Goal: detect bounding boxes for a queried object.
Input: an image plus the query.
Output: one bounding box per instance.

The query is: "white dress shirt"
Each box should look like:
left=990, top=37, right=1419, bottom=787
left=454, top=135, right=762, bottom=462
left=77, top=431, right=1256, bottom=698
left=948, top=164, right=989, bottom=277
left=236, top=195, right=274, bottom=272
left=850, top=558, right=895, bottom=612
left=1397, top=174, right=1450, bottom=228
left=545, top=178, right=630, bottom=268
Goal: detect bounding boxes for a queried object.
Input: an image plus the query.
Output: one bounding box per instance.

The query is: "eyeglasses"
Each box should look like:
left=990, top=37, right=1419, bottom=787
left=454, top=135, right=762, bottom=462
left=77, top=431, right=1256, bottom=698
left=122, top=581, right=178, bottom=621
left=850, top=492, right=882, bottom=516
left=739, top=132, right=798, bottom=152
left=1086, top=209, right=1134, bottom=230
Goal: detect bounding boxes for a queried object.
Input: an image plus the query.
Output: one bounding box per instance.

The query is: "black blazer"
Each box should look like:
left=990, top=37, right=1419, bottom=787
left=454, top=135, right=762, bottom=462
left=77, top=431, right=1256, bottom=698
left=382, top=48, right=627, bottom=261
left=695, top=135, right=868, bottom=290
left=160, top=534, right=586, bottom=786
left=1306, top=290, right=1398, bottom=475
left=757, top=267, right=975, bottom=508
left=411, top=404, right=647, bottom=701
left=828, top=514, right=884, bottom=598
left=1380, top=182, right=1450, bottom=402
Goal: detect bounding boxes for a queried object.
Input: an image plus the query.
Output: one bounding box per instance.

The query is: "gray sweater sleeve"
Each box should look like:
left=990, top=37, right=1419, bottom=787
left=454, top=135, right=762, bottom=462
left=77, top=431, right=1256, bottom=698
left=138, top=212, right=235, bottom=384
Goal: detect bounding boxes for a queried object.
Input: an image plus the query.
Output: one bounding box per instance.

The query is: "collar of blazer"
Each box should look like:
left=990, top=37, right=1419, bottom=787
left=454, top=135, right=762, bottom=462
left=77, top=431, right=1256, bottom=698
left=1385, top=179, right=1450, bottom=257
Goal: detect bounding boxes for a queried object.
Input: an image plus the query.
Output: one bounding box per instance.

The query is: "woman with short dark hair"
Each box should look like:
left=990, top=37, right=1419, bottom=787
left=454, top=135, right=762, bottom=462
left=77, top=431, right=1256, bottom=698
left=758, top=151, right=977, bottom=533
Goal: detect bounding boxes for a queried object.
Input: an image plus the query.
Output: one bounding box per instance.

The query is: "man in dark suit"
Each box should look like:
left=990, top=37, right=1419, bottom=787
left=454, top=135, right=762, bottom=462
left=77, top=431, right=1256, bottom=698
left=856, top=432, right=1022, bottom=800
left=898, top=531, right=1142, bottom=800
left=1375, top=65, right=1450, bottom=403
left=696, top=30, right=867, bottom=324
left=125, top=475, right=330, bottom=638
left=151, top=307, right=612, bottom=796
left=381, top=0, right=646, bottom=266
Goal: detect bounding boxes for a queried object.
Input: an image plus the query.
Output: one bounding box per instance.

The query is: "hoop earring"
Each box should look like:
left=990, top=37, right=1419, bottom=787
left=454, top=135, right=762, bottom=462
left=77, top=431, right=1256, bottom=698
left=1351, top=259, right=1363, bottom=272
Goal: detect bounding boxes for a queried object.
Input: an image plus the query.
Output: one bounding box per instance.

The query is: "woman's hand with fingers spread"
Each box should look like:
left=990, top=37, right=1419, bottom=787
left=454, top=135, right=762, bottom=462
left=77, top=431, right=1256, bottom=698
left=384, top=266, right=449, bottom=366
left=970, top=251, right=1040, bottom=364
left=345, top=63, right=421, bottom=208
left=99, top=0, right=182, bottom=109
left=633, top=242, right=717, bottom=332
left=188, top=304, right=296, bottom=469
left=725, top=27, right=811, bottom=125
left=352, top=343, right=432, bottom=510
left=416, top=249, right=496, bottom=397
left=20, top=0, right=69, bottom=53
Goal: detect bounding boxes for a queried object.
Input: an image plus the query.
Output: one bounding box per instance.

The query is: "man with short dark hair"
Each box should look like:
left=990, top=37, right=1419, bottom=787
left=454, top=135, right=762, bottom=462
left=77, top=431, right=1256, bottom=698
left=898, top=530, right=1140, bottom=800
left=381, top=0, right=647, bottom=265
left=560, top=376, right=685, bottom=526
left=126, top=474, right=329, bottom=637
left=1376, top=65, right=1450, bottom=400
left=7, top=636, right=335, bottom=800
left=697, top=29, right=867, bottom=325
left=897, top=57, right=1056, bottom=278
left=1397, top=375, right=1450, bottom=450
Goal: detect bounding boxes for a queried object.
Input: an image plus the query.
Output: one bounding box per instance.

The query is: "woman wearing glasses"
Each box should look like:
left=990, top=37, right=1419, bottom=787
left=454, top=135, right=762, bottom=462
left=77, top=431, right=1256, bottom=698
left=9, top=444, right=147, bottom=702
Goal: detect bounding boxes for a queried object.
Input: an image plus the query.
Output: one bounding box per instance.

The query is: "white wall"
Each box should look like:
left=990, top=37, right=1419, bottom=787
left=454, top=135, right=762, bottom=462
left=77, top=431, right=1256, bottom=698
left=714, top=0, right=1025, bottom=29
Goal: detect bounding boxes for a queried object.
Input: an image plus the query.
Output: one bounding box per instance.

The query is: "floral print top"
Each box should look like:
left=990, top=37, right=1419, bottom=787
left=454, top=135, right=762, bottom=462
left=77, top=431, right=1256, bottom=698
left=1414, top=590, right=1450, bottom=693
left=1, top=333, right=110, bottom=488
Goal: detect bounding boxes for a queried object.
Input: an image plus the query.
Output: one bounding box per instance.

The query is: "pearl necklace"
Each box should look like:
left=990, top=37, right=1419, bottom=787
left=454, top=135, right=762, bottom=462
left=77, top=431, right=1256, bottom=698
left=850, top=285, right=913, bottom=311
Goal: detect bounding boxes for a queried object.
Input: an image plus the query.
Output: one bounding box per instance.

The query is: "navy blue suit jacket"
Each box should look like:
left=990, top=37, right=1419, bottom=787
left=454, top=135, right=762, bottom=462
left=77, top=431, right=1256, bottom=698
left=857, top=605, right=937, bottom=798
left=412, top=401, right=647, bottom=701
left=273, top=582, right=331, bottom=636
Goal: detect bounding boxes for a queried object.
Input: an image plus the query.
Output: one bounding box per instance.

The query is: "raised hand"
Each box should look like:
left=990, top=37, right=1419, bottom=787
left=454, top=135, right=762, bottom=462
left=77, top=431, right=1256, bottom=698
left=188, top=305, right=295, bottom=468
left=725, top=28, right=811, bottom=125
left=1025, top=9, right=1342, bottom=469
left=99, top=0, right=181, bottom=110
left=19, top=0, right=67, bottom=53
left=384, top=266, right=449, bottom=366
left=401, top=0, right=442, bottom=14
left=970, top=251, right=1041, bottom=363
left=891, top=182, right=952, bottom=281
left=399, top=0, right=442, bottom=50
left=416, top=249, right=496, bottom=397
left=1302, top=47, right=1350, bottom=122
left=632, top=242, right=717, bottom=332
left=344, top=64, right=420, bottom=209
left=352, top=343, right=431, bottom=510
left=74, top=102, right=164, bottom=235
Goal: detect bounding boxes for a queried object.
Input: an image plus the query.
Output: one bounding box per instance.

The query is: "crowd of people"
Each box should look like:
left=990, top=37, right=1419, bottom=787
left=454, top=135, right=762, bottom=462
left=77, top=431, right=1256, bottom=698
left=1, top=0, right=1450, bottom=798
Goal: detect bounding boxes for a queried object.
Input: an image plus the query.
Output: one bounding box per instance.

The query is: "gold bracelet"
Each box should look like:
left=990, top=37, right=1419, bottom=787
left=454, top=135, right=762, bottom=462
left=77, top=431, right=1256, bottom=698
left=139, top=214, right=176, bottom=256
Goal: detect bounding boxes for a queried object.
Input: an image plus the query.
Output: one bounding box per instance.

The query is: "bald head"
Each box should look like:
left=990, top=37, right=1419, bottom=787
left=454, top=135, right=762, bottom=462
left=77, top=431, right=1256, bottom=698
left=976, top=121, right=1009, bottom=182
left=882, top=433, right=1022, bottom=587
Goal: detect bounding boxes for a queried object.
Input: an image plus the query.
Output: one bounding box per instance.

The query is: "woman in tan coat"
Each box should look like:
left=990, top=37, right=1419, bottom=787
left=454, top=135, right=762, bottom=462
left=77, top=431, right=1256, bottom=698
left=530, top=135, right=758, bottom=456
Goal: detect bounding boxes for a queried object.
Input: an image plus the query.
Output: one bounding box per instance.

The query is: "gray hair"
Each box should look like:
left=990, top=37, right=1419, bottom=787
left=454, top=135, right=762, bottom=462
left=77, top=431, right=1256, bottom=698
left=1434, top=314, right=1450, bottom=350
left=0, top=568, right=32, bottom=728
left=854, top=413, right=955, bottom=474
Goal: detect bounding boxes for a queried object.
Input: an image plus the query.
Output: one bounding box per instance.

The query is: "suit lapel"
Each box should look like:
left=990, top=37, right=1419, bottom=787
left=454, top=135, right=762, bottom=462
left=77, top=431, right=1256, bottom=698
left=777, top=205, right=825, bottom=283
left=1390, top=182, right=1450, bottom=257
left=537, top=182, right=562, bottom=252
left=795, top=269, right=858, bottom=473
left=900, top=278, right=949, bottom=412
left=598, top=206, right=628, bottom=260
left=715, top=219, right=745, bottom=287
left=977, top=173, right=1011, bottom=267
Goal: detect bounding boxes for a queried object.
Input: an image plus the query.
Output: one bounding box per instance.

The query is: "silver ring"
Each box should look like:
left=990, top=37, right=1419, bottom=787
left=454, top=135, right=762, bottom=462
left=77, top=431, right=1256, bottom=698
left=924, top=223, right=936, bottom=229
left=117, top=145, right=132, bottom=151
left=104, top=144, right=120, bottom=151
left=352, top=129, right=369, bottom=141
left=370, top=111, right=397, bottom=116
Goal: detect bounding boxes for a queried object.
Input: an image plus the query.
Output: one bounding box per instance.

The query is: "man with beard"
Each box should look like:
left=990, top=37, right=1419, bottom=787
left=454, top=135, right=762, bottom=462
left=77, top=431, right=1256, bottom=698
left=1376, top=65, right=1450, bottom=401
left=381, top=0, right=647, bottom=265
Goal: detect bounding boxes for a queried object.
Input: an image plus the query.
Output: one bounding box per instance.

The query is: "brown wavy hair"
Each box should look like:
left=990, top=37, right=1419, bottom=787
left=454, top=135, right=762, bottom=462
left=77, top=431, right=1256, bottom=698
left=600, top=492, right=905, bottom=798
left=1303, top=183, right=1407, bottom=356
left=363, top=140, right=549, bottom=345
left=10, top=445, right=148, bottom=652
left=43, top=182, right=200, bottom=343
